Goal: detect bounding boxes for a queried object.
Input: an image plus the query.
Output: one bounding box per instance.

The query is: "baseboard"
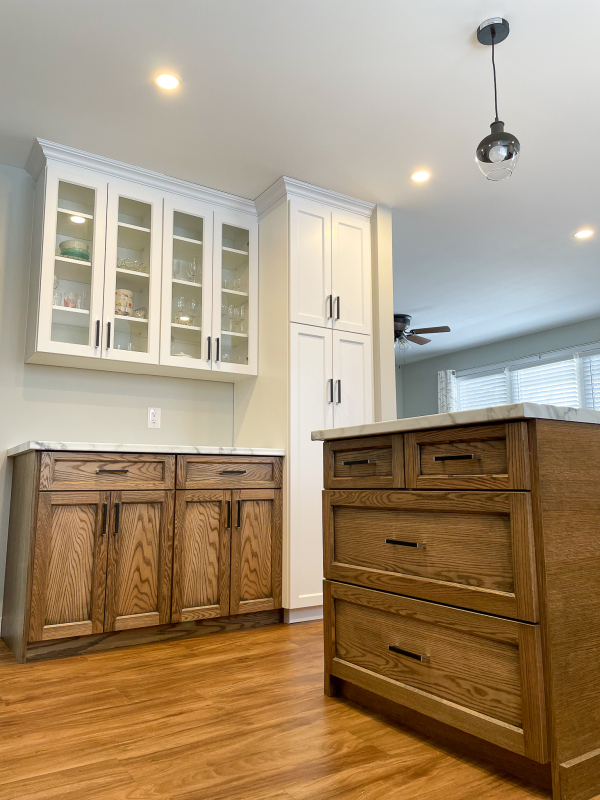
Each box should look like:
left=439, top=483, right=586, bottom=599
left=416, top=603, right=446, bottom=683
left=284, top=606, right=323, bottom=624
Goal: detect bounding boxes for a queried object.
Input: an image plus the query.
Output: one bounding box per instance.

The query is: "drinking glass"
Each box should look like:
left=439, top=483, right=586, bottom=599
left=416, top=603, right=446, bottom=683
left=53, top=291, right=62, bottom=307
left=172, top=259, right=180, bottom=278
left=233, top=306, right=241, bottom=331
left=53, top=275, right=59, bottom=290
left=188, top=297, right=198, bottom=326
left=235, top=277, right=242, bottom=291
left=64, top=292, right=76, bottom=308
left=76, top=291, right=87, bottom=310
left=228, top=304, right=235, bottom=331
left=239, top=304, right=246, bottom=333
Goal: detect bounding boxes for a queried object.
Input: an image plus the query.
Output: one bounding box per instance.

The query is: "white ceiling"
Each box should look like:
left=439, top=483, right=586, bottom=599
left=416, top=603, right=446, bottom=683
left=1, top=0, right=599, bottom=363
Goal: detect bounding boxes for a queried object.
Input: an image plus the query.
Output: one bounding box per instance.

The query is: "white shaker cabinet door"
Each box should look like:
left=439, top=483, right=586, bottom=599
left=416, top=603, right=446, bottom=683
left=331, top=210, right=372, bottom=335
left=332, top=330, right=374, bottom=429
left=289, top=198, right=332, bottom=328
left=288, top=323, right=334, bottom=609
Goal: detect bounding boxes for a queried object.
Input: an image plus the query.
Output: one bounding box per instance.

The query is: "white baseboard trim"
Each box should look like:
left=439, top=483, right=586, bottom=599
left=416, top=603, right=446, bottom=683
left=283, top=606, right=323, bottom=624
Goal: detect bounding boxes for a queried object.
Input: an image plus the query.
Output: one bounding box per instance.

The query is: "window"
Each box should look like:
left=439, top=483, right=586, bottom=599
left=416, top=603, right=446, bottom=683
left=454, top=344, right=600, bottom=412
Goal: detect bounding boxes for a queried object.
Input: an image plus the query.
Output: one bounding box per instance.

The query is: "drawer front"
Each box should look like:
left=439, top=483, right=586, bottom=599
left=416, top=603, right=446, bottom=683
left=325, top=581, right=547, bottom=763
left=404, top=423, right=530, bottom=490
left=324, top=436, right=404, bottom=489
left=178, top=456, right=283, bottom=489
left=39, top=453, right=175, bottom=490
left=324, top=490, right=538, bottom=621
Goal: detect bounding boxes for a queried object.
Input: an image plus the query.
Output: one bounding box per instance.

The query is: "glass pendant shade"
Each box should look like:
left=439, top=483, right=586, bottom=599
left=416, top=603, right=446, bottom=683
left=476, top=121, right=520, bottom=180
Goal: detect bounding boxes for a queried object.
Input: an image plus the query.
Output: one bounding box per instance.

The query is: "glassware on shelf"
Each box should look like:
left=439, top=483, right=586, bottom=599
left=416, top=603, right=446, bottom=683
left=174, top=295, right=191, bottom=325
left=235, top=277, right=242, bottom=291
left=76, top=291, right=87, bottom=310
left=172, top=259, right=181, bottom=278
left=133, top=307, right=147, bottom=319
left=186, top=257, right=200, bottom=283
left=227, top=304, right=235, bottom=331
left=188, top=298, right=198, bottom=326
left=53, top=291, right=62, bottom=307
left=53, top=275, right=59, bottom=290
left=64, top=292, right=77, bottom=308
left=239, top=304, right=246, bottom=333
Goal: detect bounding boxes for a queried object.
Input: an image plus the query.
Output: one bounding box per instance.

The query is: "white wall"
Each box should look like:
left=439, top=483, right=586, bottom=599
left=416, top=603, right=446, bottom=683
left=0, top=164, right=234, bottom=620
left=398, top=315, right=600, bottom=418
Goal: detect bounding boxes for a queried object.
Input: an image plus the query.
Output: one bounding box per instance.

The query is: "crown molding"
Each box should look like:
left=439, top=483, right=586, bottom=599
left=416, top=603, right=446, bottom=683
left=254, top=176, right=375, bottom=219
left=26, top=139, right=257, bottom=216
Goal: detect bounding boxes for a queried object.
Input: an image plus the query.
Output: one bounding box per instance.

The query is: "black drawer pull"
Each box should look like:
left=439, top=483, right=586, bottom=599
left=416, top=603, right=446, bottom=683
left=389, top=645, right=430, bottom=663
left=114, top=502, right=120, bottom=535
left=96, top=468, right=130, bottom=474
left=101, top=503, right=108, bottom=536
left=226, top=500, right=231, bottom=528
left=433, top=454, right=478, bottom=462
left=342, top=459, right=375, bottom=466
left=220, top=469, right=247, bottom=475
left=385, top=538, right=426, bottom=549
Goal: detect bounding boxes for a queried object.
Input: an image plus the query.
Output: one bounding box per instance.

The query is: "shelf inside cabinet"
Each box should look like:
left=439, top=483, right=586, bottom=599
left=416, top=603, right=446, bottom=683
left=54, top=257, right=92, bottom=283
left=173, top=279, right=202, bottom=288
left=172, top=322, right=201, bottom=331
left=221, top=330, right=248, bottom=338
left=223, top=246, right=248, bottom=256
left=57, top=208, right=93, bottom=220
left=52, top=306, right=90, bottom=327
left=115, top=314, right=148, bottom=324
left=116, top=267, right=149, bottom=278
left=173, top=235, right=203, bottom=245
left=222, top=288, right=248, bottom=298
left=118, top=222, right=151, bottom=233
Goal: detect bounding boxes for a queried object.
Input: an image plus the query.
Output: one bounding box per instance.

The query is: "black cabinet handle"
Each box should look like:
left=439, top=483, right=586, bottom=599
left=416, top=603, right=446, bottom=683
left=236, top=500, right=241, bottom=528
left=226, top=500, right=231, bottom=528
left=342, top=459, right=374, bottom=466
left=328, top=379, right=334, bottom=404
left=335, top=296, right=340, bottom=320
left=220, top=469, right=247, bottom=475
left=215, top=337, right=220, bottom=362
left=96, top=469, right=129, bottom=474
left=114, top=502, right=120, bottom=535
left=385, top=538, right=426, bottom=549
left=389, top=644, right=430, bottom=663
left=326, top=295, right=333, bottom=319
left=336, top=379, right=342, bottom=404
left=101, top=503, right=108, bottom=536
left=207, top=336, right=211, bottom=361
left=433, top=454, right=478, bottom=462
left=95, top=319, right=100, bottom=348
left=106, top=321, right=111, bottom=349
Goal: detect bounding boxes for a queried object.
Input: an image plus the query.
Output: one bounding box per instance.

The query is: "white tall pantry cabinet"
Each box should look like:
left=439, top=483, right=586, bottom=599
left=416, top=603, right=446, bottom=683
left=252, top=178, right=375, bottom=620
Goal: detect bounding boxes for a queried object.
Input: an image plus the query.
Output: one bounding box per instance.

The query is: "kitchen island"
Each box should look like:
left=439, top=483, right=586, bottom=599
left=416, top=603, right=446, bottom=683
left=313, top=404, right=600, bottom=800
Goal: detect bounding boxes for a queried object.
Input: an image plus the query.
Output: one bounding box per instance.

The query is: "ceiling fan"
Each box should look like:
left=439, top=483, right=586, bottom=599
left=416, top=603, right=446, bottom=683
left=394, top=314, right=451, bottom=349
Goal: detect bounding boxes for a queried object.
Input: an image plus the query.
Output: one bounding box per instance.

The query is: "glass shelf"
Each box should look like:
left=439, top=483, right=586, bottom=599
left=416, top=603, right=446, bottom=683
left=172, top=322, right=201, bottom=331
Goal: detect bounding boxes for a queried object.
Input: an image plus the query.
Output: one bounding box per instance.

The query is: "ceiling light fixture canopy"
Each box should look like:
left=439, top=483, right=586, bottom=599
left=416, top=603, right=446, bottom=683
left=476, top=18, right=520, bottom=181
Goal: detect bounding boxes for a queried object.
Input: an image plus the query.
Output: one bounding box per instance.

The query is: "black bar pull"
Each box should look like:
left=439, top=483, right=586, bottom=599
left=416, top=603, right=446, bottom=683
left=101, top=503, right=108, bottom=536
left=226, top=500, right=231, bottom=528
left=389, top=644, right=430, bottom=663
left=385, top=538, right=426, bottom=549
left=335, top=296, right=340, bottom=320
left=336, top=379, right=342, bottom=404
left=215, top=337, right=220, bottom=362
left=96, top=468, right=130, bottom=474
left=114, top=502, right=120, bottom=535
left=328, top=379, right=334, bottom=404
left=207, top=336, right=211, bottom=361
left=326, top=295, right=333, bottom=319
left=433, top=454, right=477, bottom=462
left=342, top=459, right=375, bottom=466
left=106, top=321, right=111, bottom=349
left=95, top=319, right=100, bottom=348
left=236, top=499, right=241, bottom=528
left=220, top=469, right=247, bottom=475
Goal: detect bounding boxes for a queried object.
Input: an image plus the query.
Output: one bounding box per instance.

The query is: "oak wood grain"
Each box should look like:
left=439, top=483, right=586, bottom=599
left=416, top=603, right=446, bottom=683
left=171, top=489, right=230, bottom=622
left=324, top=435, right=405, bottom=489
left=39, top=453, right=175, bottom=490
left=178, top=456, right=283, bottom=489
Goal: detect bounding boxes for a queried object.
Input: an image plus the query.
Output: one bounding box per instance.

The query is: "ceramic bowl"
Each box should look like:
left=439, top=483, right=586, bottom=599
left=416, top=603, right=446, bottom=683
left=59, top=239, right=89, bottom=254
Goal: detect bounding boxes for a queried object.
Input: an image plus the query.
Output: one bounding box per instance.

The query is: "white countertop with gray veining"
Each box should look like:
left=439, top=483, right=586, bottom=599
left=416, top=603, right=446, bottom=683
left=7, top=441, right=285, bottom=457
left=311, top=403, right=600, bottom=441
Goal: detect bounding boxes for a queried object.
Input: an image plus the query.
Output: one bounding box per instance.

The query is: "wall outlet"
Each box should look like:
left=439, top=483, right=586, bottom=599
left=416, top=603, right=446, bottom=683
left=148, top=407, right=161, bottom=428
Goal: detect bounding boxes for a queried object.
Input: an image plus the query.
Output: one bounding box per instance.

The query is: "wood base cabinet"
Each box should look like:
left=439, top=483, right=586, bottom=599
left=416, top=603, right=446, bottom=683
left=3, top=450, right=283, bottom=662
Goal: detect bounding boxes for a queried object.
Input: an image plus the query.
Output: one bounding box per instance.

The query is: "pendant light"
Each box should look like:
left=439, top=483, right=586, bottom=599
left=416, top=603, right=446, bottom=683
left=476, top=18, right=520, bottom=181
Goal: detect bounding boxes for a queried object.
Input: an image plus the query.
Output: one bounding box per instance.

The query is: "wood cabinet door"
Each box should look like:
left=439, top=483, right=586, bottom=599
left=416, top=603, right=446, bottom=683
left=230, top=489, right=282, bottom=615
left=331, top=210, right=371, bottom=335
left=29, top=492, right=110, bottom=642
left=172, top=490, right=231, bottom=622
left=104, top=491, right=174, bottom=631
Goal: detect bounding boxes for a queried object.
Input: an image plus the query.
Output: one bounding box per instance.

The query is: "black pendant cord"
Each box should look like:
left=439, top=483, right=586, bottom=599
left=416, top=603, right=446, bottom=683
left=491, top=27, right=499, bottom=121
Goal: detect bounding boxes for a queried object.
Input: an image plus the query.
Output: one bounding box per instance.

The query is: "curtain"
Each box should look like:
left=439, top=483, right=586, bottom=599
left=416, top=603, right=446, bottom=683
left=438, top=370, right=457, bottom=413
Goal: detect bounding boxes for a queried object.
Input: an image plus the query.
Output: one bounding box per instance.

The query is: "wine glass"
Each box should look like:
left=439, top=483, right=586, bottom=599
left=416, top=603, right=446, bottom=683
left=188, top=297, right=198, bottom=326
left=228, top=304, right=235, bottom=331
left=239, top=304, right=246, bottom=333
left=187, top=257, right=199, bottom=283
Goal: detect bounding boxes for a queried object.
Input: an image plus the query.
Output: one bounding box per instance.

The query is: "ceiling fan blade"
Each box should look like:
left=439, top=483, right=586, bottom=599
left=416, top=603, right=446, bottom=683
left=410, top=326, right=451, bottom=334
left=406, top=334, right=431, bottom=345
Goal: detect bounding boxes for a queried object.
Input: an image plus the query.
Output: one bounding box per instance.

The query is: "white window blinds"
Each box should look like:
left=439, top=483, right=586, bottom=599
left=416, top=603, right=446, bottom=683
left=510, top=358, right=579, bottom=406
left=456, top=370, right=509, bottom=411
left=582, top=353, right=600, bottom=410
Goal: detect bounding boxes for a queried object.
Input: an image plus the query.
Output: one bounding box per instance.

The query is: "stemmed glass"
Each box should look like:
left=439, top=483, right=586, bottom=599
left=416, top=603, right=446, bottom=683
left=188, top=297, right=198, bottom=326
left=239, top=304, right=246, bottom=333
left=187, top=257, right=200, bottom=284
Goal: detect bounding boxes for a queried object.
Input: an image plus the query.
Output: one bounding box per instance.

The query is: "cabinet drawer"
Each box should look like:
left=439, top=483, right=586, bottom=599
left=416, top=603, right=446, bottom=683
left=325, top=581, right=547, bottom=763
left=404, top=423, right=530, bottom=490
left=324, top=490, right=538, bottom=621
left=39, top=453, right=175, bottom=490
left=324, top=436, right=404, bottom=489
left=177, top=456, right=282, bottom=489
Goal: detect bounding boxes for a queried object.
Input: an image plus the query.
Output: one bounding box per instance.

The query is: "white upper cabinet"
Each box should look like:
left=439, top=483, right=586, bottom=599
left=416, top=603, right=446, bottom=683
left=161, top=193, right=214, bottom=371
left=289, top=198, right=371, bottom=335
left=332, top=330, right=374, bottom=428
left=103, top=180, right=163, bottom=365
left=331, top=211, right=371, bottom=336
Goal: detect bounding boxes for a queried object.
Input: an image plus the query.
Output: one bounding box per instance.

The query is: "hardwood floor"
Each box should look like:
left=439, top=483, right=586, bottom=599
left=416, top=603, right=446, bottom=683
left=0, top=621, right=549, bottom=799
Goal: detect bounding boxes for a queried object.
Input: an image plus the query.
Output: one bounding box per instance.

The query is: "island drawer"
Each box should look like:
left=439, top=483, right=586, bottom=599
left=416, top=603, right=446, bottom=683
left=325, top=580, right=547, bottom=763
left=324, top=436, right=404, bottom=489
left=323, top=490, right=538, bottom=621
left=404, top=422, right=530, bottom=490
left=39, top=453, right=175, bottom=490
left=177, top=456, right=283, bottom=489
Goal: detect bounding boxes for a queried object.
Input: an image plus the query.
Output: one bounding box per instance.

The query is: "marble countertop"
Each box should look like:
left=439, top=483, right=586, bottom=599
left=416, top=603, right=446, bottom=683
left=7, top=441, right=285, bottom=457
left=311, top=402, right=600, bottom=441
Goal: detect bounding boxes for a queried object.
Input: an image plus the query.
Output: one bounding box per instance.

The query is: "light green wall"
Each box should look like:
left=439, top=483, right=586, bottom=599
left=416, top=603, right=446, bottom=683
left=398, top=316, right=600, bottom=419
left=0, top=165, right=235, bottom=620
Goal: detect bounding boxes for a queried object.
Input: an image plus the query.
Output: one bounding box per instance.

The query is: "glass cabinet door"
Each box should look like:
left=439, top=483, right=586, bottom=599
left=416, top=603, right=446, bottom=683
left=212, top=210, right=258, bottom=375
left=103, top=180, right=163, bottom=364
left=160, top=195, right=213, bottom=370
left=37, top=164, right=107, bottom=357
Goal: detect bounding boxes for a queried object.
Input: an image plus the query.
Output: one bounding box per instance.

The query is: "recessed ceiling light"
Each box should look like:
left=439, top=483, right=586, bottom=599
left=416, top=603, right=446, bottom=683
left=574, top=229, right=594, bottom=239
left=155, top=73, right=180, bottom=90
left=70, top=215, right=86, bottom=224
left=411, top=171, right=430, bottom=182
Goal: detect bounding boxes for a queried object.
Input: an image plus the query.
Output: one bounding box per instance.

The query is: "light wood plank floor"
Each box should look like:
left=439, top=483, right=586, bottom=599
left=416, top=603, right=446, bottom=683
left=0, top=621, right=549, bottom=799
